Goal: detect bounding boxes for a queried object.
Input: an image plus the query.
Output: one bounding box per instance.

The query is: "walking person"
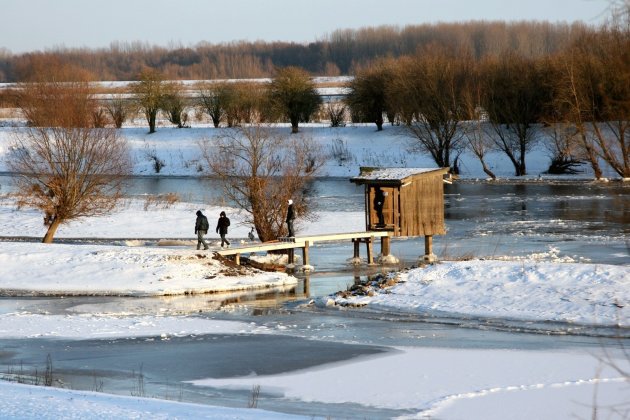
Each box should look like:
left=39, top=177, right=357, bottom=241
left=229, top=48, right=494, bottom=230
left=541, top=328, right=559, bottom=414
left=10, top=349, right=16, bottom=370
left=216, top=211, right=231, bottom=248
left=286, top=199, right=295, bottom=237
left=195, top=210, right=209, bottom=250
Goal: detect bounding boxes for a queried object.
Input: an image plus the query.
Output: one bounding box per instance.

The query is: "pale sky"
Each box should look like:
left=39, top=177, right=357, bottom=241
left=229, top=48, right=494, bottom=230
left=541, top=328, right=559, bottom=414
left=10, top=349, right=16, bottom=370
left=1, top=0, right=613, bottom=53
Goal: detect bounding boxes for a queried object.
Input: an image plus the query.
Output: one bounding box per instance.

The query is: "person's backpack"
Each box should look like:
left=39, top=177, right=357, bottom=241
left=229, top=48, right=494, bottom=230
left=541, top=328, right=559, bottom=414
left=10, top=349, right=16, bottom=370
left=200, top=216, right=209, bottom=231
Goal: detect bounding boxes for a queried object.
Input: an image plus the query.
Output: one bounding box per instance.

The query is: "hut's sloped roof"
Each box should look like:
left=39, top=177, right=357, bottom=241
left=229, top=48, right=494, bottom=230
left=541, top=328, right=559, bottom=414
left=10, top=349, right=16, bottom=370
left=350, top=167, right=448, bottom=184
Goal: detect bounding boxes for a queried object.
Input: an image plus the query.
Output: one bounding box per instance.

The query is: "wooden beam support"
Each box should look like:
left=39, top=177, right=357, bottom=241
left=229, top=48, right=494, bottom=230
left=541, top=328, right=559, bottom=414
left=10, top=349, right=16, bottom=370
left=366, top=237, right=374, bottom=264
left=425, top=235, right=433, bottom=256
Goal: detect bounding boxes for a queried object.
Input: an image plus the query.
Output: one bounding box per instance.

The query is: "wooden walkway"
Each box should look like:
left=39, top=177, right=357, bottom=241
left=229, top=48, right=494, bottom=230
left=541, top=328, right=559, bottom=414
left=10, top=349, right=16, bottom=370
left=216, top=231, right=391, bottom=266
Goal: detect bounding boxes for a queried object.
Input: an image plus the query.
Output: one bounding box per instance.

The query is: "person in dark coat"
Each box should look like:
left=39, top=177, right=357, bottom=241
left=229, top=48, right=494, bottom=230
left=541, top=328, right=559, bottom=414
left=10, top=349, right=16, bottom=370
left=195, top=210, right=209, bottom=250
left=374, top=187, right=385, bottom=227
left=216, top=211, right=231, bottom=248
left=286, top=199, right=295, bottom=237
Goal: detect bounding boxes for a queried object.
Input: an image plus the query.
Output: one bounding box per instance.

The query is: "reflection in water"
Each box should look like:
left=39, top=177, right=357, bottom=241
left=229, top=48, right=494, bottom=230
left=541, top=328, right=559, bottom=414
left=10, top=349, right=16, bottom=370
left=61, top=285, right=301, bottom=316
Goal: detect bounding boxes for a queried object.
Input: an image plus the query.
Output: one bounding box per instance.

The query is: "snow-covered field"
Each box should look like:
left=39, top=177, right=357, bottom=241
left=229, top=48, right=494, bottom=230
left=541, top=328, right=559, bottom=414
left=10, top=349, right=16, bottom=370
left=0, top=123, right=628, bottom=419
left=0, top=123, right=624, bottom=179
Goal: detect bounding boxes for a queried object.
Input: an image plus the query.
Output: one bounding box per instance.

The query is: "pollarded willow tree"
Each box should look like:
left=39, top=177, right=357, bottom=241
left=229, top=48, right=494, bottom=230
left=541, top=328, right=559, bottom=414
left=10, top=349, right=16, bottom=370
left=10, top=125, right=131, bottom=243
left=10, top=76, right=131, bottom=243
left=268, top=67, right=321, bottom=133
left=345, top=60, right=392, bottom=131
left=389, top=53, right=469, bottom=170
left=132, top=69, right=166, bottom=134
left=161, top=81, right=189, bottom=128
left=200, top=125, right=323, bottom=241
left=479, top=54, right=554, bottom=176
left=555, top=24, right=630, bottom=179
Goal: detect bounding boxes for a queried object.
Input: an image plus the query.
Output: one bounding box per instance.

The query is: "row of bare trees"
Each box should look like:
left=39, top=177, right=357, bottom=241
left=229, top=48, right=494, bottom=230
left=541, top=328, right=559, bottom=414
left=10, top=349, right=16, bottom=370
left=0, top=20, right=610, bottom=82
left=8, top=63, right=324, bottom=242
left=132, top=67, right=321, bottom=134
left=345, top=19, right=629, bottom=178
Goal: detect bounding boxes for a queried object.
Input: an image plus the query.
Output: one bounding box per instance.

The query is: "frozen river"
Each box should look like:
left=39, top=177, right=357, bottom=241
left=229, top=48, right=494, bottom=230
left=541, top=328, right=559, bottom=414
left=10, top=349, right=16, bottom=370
left=0, top=175, right=628, bottom=418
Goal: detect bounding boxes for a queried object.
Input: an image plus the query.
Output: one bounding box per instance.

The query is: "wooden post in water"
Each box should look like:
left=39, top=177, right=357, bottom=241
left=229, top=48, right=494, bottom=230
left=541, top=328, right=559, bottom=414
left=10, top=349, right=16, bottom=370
left=302, top=241, right=310, bottom=266
left=423, top=235, right=437, bottom=263
left=381, top=236, right=391, bottom=257
left=353, top=239, right=360, bottom=259
left=366, top=238, right=374, bottom=264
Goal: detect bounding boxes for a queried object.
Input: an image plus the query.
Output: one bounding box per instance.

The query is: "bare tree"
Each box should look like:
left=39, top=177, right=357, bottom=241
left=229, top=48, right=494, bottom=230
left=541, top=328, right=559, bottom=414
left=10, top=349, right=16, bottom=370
left=552, top=49, right=604, bottom=179
left=326, top=102, right=346, bottom=127
left=553, top=23, right=629, bottom=179
left=105, top=95, right=132, bottom=129
left=390, top=53, right=468, bottom=170
left=589, top=24, right=630, bottom=178
left=17, top=79, right=95, bottom=129
left=9, top=125, right=131, bottom=243
left=461, top=65, right=496, bottom=179
left=131, top=69, right=166, bottom=133
left=161, top=81, right=189, bottom=128
left=200, top=125, right=323, bottom=241
left=269, top=67, right=321, bottom=133
left=541, top=122, right=585, bottom=174
left=197, top=81, right=226, bottom=128
left=345, top=61, right=391, bottom=131
left=480, top=55, right=552, bottom=176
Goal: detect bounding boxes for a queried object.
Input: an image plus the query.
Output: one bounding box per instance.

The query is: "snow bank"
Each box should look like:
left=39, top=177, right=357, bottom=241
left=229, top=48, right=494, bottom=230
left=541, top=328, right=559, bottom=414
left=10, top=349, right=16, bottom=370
left=0, top=313, right=257, bottom=339
left=192, top=345, right=628, bottom=419
left=331, top=259, right=630, bottom=327
left=0, top=242, right=296, bottom=296
left=0, top=381, right=304, bottom=420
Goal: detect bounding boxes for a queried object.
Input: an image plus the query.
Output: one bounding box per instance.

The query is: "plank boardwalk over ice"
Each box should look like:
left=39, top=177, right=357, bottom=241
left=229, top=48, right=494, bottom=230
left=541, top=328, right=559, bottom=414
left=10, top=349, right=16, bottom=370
left=215, top=231, right=390, bottom=267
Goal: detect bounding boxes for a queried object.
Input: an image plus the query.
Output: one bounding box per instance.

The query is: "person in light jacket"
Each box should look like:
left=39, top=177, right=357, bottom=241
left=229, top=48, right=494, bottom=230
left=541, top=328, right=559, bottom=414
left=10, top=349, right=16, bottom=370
left=216, top=211, right=231, bottom=248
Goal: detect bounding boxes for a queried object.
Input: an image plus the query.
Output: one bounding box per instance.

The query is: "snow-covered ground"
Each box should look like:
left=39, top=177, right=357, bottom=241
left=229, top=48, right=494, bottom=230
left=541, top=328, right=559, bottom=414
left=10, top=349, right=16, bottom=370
left=0, top=123, right=628, bottom=419
left=0, top=123, right=624, bottom=180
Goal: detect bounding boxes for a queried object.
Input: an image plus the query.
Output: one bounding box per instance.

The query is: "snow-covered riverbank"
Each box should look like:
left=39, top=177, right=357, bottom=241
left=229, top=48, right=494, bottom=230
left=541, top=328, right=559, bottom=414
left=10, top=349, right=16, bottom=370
left=0, top=124, right=628, bottom=419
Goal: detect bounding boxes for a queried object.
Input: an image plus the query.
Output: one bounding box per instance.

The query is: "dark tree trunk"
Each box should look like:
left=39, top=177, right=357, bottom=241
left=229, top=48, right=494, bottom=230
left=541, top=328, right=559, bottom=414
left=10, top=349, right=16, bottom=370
left=42, top=218, right=61, bottom=243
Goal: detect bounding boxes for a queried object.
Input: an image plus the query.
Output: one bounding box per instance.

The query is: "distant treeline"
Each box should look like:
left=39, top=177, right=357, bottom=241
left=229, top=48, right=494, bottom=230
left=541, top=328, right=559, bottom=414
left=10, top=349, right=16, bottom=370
left=0, top=21, right=601, bottom=82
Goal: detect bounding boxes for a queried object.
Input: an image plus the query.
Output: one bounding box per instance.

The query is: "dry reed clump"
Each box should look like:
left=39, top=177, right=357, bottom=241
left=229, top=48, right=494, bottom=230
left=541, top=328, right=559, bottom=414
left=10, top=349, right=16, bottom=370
left=143, top=193, right=179, bottom=210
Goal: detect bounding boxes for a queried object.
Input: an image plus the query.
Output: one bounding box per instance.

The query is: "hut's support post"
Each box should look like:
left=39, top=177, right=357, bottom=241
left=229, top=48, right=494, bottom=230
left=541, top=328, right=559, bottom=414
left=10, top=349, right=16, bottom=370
left=366, top=237, right=374, bottom=265
left=303, top=274, right=310, bottom=296
left=422, top=235, right=437, bottom=263
left=288, top=248, right=295, bottom=264
left=353, top=239, right=360, bottom=259
left=381, top=236, right=390, bottom=257
left=302, top=241, right=310, bottom=266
